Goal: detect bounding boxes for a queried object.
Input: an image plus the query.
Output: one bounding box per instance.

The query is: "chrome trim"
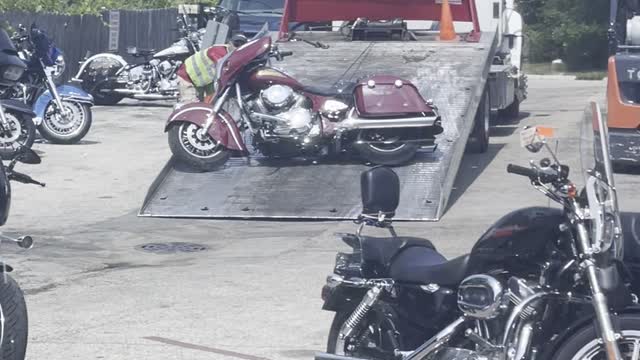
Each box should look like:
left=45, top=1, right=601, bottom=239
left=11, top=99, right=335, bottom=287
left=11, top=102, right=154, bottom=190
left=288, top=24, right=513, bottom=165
left=458, top=274, right=504, bottom=319
left=338, top=109, right=438, bottom=130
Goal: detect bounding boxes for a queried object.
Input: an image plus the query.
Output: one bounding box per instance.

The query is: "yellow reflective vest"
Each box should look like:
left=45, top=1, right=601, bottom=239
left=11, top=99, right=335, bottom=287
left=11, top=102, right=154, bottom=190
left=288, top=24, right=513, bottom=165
left=184, top=49, right=218, bottom=88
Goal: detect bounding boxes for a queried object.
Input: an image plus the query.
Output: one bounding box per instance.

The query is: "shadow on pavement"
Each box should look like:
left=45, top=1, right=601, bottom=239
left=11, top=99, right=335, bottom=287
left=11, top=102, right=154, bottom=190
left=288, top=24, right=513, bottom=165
left=490, top=111, right=530, bottom=138
left=447, top=143, right=505, bottom=210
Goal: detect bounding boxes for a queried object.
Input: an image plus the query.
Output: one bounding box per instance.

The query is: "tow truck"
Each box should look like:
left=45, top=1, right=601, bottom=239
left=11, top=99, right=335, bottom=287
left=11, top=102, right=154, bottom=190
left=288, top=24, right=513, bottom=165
left=607, top=0, right=640, bottom=165
left=139, top=0, right=526, bottom=221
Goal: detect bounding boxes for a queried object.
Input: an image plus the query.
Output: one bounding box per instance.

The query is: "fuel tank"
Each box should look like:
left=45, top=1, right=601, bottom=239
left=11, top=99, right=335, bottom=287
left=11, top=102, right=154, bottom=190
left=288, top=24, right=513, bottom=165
left=468, top=207, right=564, bottom=272
left=246, top=67, right=305, bottom=92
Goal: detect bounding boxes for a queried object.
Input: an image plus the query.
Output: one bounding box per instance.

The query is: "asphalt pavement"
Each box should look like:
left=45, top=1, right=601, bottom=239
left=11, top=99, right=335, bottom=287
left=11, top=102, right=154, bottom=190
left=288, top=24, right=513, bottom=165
left=0, top=77, right=631, bottom=360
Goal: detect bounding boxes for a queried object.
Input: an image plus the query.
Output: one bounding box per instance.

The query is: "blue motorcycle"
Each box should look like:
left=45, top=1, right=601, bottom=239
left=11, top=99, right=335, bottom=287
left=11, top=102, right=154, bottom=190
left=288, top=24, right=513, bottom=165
left=10, top=24, right=93, bottom=144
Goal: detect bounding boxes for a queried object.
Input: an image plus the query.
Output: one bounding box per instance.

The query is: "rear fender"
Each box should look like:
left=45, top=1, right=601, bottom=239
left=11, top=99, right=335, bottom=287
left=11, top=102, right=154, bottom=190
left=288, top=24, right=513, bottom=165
left=165, top=102, right=246, bottom=152
left=33, top=85, right=94, bottom=123
left=73, top=53, right=127, bottom=80
left=0, top=99, right=35, bottom=117
left=321, top=282, right=367, bottom=312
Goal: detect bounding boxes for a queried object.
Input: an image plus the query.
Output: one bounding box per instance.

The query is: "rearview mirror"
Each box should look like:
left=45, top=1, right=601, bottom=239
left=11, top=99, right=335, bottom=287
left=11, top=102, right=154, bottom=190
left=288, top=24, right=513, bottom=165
left=360, top=166, right=400, bottom=218
left=520, top=126, right=554, bottom=153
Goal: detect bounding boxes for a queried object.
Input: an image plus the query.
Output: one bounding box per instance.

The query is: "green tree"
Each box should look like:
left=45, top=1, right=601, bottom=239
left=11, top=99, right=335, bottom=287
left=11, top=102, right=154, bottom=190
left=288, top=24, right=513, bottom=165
left=0, top=0, right=217, bottom=15
left=517, top=0, right=610, bottom=70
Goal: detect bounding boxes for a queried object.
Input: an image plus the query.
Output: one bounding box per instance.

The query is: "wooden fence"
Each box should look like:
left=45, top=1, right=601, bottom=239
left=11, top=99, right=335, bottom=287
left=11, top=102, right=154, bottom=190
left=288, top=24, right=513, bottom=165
left=0, top=8, right=180, bottom=81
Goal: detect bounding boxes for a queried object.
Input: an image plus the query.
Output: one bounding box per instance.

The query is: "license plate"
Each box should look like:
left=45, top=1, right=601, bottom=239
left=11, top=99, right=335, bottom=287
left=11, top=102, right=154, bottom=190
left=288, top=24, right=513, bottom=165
left=334, top=252, right=362, bottom=276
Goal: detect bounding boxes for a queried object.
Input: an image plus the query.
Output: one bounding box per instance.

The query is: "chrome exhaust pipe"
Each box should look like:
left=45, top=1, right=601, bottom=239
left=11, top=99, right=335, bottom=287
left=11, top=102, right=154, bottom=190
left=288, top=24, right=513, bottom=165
left=132, top=94, right=177, bottom=100
left=338, top=109, right=439, bottom=130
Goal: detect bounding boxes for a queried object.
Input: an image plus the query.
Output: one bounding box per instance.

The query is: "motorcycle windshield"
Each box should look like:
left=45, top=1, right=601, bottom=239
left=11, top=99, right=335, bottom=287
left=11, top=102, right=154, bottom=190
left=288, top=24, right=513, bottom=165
left=579, top=101, right=622, bottom=258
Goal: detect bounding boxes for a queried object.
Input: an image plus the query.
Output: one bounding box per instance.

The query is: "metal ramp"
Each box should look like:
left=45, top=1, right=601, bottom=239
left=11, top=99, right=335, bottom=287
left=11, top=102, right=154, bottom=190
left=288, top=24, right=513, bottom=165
left=139, top=32, right=497, bottom=221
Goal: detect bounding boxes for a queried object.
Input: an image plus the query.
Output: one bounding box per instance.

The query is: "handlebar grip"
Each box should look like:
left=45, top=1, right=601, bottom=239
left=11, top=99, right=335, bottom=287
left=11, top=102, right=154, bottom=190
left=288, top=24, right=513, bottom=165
left=507, top=164, right=537, bottom=179
left=279, top=51, right=293, bottom=57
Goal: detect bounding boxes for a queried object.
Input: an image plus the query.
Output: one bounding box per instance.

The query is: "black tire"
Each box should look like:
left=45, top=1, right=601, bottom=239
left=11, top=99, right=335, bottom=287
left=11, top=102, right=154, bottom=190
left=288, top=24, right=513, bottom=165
left=38, top=101, right=92, bottom=144
left=168, top=122, right=231, bottom=172
left=327, top=309, right=397, bottom=358
left=0, top=112, right=36, bottom=161
left=552, top=315, right=640, bottom=359
left=466, top=88, right=490, bottom=154
left=498, top=97, right=520, bottom=120
left=354, top=129, right=420, bottom=165
left=0, top=274, right=28, bottom=360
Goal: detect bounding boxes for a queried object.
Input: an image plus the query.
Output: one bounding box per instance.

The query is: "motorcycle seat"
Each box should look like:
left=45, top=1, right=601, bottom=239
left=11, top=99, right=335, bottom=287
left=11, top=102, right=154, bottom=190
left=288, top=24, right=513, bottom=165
left=303, top=82, right=356, bottom=98
left=131, top=49, right=156, bottom=57
left=360, top=235, right=436, bottom=268
left=389, top=248, right=470, bottom=286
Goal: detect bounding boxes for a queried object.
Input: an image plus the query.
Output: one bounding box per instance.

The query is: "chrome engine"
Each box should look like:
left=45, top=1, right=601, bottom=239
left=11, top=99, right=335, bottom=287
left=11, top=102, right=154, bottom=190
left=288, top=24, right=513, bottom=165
left=428, top=276, right=544, bottom=360
left=252, top=85, right=316, bottom=137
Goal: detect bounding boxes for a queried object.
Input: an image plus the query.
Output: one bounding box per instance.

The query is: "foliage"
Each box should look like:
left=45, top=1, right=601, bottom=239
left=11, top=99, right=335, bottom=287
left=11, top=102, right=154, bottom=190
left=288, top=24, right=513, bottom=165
left=517, top=0, right=610, bottom=70
left=0, top=0, right=218, bottom=15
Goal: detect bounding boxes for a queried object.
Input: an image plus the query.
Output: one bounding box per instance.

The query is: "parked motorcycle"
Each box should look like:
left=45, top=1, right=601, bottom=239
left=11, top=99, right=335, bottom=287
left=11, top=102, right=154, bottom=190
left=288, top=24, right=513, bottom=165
left=0, top=146, right=45, bottom=360
left=165, top=25, right=443, bottom=171
left=10, top=24, right=94, bottom=144
left=73, top=16, right=203, bottom=105
left=317, top=103, right=640, bottom=360
left=0, top=29, right=36, bottom=160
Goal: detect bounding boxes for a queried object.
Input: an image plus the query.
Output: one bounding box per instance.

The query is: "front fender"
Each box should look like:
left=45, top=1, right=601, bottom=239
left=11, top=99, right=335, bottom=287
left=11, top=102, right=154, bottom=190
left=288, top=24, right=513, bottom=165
left=539, top=306, right=640, bottom=359
left=33, top=85, right=94, bottom=121
left=73, top=53, right=127, bottom=80
left=165, top=102, right=246, bottom=152
left=0, top=99, right=35, bottom=117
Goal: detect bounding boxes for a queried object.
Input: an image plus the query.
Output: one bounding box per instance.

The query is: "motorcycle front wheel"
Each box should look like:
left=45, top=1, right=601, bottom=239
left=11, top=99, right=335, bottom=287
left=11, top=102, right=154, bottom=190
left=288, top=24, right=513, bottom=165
left=0, top=112, right=36, bottom=160
left=39, top=100, right=92, bottom=144
left=0, top=274, right=28, bottom=360
left=553, top=315, right=640, bottom=360
left=168, top=122, right=230, bottom=172
left=353, top=129, right=420, bottom=165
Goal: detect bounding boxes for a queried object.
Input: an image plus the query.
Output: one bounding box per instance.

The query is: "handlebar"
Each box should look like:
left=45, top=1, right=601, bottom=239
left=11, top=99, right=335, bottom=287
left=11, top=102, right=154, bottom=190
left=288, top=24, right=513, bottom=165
left=507, top=163, right=558, bottom=184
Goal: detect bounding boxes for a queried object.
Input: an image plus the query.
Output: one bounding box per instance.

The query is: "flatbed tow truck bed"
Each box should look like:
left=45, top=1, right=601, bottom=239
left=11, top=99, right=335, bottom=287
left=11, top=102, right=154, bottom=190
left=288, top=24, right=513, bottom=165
left=139, top=30, right=497, bottom=221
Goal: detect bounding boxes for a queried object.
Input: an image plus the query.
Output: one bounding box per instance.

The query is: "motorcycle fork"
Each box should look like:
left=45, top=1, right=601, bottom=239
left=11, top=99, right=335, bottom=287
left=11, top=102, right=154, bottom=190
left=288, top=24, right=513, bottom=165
left=0, top=105, right=11, bottom=137
left=200, top=86, right=232, bottom=136
left=572, top=201, right=623, bottom=360
left=41, top=61, right=67, bottom=116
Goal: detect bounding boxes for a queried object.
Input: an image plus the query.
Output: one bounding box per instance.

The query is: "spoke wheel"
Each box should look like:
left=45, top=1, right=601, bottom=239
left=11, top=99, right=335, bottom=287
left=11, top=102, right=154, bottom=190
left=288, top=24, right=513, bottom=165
left=168, top=122, right=231, bottom=171
left=571, top=331, right=640, bottom=360
left=43, top=101, right=85, bottom=136
left=178, top=123, right=223, bottom=159
left=0, top=112, right=36, bottom=159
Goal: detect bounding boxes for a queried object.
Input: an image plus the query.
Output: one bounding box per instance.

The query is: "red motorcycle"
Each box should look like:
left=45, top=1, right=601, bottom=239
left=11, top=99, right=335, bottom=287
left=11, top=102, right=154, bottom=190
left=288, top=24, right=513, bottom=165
left=166, top=27, right=443, bottom=171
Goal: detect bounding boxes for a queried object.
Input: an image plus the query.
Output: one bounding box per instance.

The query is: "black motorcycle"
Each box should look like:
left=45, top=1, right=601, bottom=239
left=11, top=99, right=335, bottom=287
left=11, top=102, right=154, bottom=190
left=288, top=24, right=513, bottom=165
left=0, top=29, right=36, bottom=160
left=0, top=145, right=45, bottom=360
left=318, top=104, right=640, bottom=360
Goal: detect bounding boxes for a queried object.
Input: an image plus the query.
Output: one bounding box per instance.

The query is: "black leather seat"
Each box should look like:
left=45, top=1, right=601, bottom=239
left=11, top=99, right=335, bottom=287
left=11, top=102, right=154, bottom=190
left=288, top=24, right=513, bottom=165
left=303, top=82, right=356, bottom=98
left=389, top=247, right=470, bottom=286
left=131, top=48, right=155, bottom=57
left=360, top=236, right=436, bottom=267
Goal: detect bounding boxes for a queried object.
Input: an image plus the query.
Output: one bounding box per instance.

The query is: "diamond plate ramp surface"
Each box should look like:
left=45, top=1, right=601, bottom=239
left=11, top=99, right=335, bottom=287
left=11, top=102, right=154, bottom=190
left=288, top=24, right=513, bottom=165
left=140, top=32, right=497, bottom=221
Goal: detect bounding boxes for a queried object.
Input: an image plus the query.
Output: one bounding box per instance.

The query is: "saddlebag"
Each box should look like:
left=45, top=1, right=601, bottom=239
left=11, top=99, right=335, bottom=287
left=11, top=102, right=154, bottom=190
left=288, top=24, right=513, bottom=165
left=354, top=75, right=434, bottom=118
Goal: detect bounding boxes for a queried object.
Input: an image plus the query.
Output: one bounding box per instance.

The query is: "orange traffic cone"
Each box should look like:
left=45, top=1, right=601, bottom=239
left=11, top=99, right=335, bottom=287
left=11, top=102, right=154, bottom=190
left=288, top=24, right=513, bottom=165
left=439, top=0, right=457, bottom=41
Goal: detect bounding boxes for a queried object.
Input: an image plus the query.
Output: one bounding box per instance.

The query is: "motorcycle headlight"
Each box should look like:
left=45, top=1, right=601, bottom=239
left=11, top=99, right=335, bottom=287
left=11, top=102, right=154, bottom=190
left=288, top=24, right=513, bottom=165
left=2, top=65, right=24, bottom=82
left=51, top=55, right=66, bottom=79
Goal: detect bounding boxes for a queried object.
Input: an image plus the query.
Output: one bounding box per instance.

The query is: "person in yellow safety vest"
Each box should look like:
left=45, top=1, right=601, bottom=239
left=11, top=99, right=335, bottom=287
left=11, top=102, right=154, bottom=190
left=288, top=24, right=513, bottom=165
left=176, top=44, right=233, bottom=104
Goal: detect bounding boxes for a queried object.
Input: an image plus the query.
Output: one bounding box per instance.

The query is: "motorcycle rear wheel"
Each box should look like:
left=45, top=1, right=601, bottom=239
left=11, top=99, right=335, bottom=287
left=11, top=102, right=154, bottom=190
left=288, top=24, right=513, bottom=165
left=168, top=122, right=230, bottom=172
left=327, top=310, right=396, bottom=360
left=353, top=129, right=420, bottom=165
left=0, top=112, right=36, bottom=161
left=38, top=100, right=92, bottom=144
left=0, top=274, right=28, bottom=360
